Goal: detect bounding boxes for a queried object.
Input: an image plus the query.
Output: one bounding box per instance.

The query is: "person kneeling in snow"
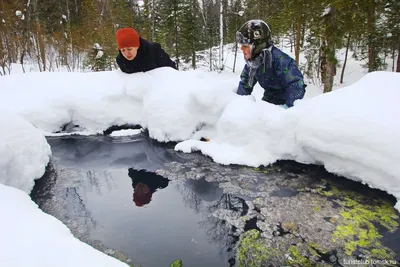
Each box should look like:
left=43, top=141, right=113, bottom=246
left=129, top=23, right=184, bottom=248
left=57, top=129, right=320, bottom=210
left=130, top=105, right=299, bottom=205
left=236, top=20, right=306, bottom=108
left=115, top=28, right=177, bottom=73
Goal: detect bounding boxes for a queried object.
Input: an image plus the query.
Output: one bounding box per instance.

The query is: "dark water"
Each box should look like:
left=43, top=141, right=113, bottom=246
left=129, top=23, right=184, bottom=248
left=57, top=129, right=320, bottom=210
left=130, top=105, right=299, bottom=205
left=30, top=133, right=400, bottom=266
left=31, top=134, right=243, bottom=267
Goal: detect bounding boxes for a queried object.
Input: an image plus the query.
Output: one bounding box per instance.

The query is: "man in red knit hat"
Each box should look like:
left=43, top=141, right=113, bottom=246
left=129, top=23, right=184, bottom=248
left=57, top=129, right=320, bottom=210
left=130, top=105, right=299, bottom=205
left=115, top=28, right=177, bottom=73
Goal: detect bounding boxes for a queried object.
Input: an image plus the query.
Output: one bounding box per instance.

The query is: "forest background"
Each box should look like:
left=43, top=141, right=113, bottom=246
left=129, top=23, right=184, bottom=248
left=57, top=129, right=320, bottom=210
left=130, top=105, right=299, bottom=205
left=0, top=0, right=399, bottom=92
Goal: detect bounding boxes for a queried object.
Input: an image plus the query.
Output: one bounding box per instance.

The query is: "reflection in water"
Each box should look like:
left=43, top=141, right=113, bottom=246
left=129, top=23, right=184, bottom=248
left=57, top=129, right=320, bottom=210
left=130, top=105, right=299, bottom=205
left=40, top=135, right=400, bottom=265
left=31, top=162, right=99, bottom=241
left=175, top=178, right=260, bottom=267
left=34, top=135, right=254, bottom=267
left=47, top=134, right=192, bottom=171
left=129, top=168, right=170, bottom=207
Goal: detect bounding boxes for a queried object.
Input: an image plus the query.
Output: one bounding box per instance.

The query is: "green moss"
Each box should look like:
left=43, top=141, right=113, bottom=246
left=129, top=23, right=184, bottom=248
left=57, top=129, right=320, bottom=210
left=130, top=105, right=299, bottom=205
left=307, top=246, right=319, bottom=257
left=285, top=246, right=312, bottom=267
left=315, top=186, right=339, bottom=197
left=236, top=230, right=277, bottom=267
left=169, top=259, right=183, bottom=267
left=370, top=248, right=390, bottom=259
left=308, top=242, right=327, bottom=254
left=312, top=183, right=399, bottom=259
left=313, top=206, right=321, bottom=212
left=331, top=196, right=398, bottom=257
left=247, top=165, right=281, bottom=174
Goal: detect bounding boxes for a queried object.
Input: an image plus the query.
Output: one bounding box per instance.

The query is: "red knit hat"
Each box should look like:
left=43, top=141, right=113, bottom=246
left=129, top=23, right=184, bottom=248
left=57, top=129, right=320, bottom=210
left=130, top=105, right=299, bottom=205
left=116, top=28, right=140, bottom=49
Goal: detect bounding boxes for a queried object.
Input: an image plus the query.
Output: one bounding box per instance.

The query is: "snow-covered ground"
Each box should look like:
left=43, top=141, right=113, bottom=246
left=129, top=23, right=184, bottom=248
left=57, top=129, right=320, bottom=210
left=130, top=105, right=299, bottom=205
left=0, top=110, right=51, bottom=193
left=0, top=44, right=399, bottom=266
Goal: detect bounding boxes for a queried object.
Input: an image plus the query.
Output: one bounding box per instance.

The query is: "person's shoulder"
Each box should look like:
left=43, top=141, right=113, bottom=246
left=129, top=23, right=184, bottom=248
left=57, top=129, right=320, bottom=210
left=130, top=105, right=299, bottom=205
left=140, top=37, right=161, bottom=50
left=271, top=45, right=294, bottom=61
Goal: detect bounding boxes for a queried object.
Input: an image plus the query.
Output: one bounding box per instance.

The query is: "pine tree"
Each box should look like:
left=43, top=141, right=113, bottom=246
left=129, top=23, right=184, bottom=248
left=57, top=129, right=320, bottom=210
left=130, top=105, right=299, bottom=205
left=179, top=0, right=203, bottom=69
left=384, top=0, right=400, bottom=72
left=159, top=0, right=182, bottom=68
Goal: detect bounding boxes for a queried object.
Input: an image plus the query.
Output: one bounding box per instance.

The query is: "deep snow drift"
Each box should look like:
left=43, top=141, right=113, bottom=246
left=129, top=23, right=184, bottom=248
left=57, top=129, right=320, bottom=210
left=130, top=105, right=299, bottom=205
left=0, top=61, right=399, bottom=267
left=1, top=68, right=399, bottom=211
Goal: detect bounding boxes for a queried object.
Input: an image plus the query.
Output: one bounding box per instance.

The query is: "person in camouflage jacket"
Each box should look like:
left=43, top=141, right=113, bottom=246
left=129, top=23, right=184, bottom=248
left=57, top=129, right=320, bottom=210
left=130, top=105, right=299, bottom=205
left=236, top=20, right=306, bottom=108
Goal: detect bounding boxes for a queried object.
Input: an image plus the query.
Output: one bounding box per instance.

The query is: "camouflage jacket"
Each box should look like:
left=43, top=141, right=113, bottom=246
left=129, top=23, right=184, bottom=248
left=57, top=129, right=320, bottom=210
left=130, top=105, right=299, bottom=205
left=237, top=46, right=306, bottom=107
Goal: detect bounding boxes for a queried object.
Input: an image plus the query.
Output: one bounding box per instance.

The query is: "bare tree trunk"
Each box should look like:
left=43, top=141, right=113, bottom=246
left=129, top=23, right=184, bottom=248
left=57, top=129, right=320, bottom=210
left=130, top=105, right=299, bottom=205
left=66, top=0, right=74, bottom=70
left=323, top=5, right=336, bottom=93
left=233, top=41, right=238, bottom=73
left=33, top=34, right=42, bottom=71
left=191, top=0, right=196, bottom=69
left=316, top=38, right=321, bottom=79
left=199, top=0, right=212, bottom=71
left=392, top=46, right=395, bottom=72
left=340, top=33, right=351, bottom=84
left=209, top=35, right=212, bottom=71
left=150, top=0, right=155, bottom=41
left=192, top=49, right=196, bottom=69
left=289, top=26, right=294, bottom=53
left=0, top=31, right=5, bottom=75
left=397, top=43, right=400, bottom=72
left=33, top=0, right=46, bottom=71
left=218, top=0, right=224, bottom=71
left=295, top=17, right=301, bottom=65
left=174, top=2, right=179, bottom=70
left=367, top=0, right=376, bottom=72
left=38, top=33, right=46, bottom=71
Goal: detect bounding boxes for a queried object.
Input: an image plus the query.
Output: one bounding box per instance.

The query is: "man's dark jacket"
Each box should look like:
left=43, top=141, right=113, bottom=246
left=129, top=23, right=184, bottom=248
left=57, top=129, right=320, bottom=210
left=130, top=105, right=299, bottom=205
left=116, top=37, right=176, bottom=73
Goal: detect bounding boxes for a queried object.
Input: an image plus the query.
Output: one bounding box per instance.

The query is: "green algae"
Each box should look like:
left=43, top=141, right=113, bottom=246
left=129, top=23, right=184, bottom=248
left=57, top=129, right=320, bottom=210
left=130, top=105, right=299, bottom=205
left=313, top=206, right=322, bottom=212
left=169, top=259, right=183, bottom=267
left=310, top=182, right=400, bottom=261
left=333, top=197, right=398, bottom=258
left=247, top=165, right=281, bottom=174
left=318, top=187, right=398, bottom=259
left=236, top=230, right=278, bottom=267
left=285, top=245, right=312, bottom=267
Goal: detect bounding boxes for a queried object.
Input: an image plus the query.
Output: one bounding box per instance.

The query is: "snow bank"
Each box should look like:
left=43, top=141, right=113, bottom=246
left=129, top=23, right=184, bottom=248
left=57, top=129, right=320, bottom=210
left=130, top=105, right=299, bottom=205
left=1, top=69, right=399, bottom=211
left=0, top=110, right=51, bottom=193
left=294, top=71, right=400, bottom=209
left=176, top=72, right=400, bottom=210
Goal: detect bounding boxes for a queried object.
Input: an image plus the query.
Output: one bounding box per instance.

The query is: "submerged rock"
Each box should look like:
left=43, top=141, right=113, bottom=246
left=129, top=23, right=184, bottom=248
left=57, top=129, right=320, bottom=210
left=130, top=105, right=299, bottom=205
left=158, top=156, right=400, bottom=266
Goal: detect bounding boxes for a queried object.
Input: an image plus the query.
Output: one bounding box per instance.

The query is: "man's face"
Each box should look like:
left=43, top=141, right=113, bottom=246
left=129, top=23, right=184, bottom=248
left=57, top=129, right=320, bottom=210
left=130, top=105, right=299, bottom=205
left=121, top=47, right=139, bottom=61
left=240, top=45, right=252, bottom=60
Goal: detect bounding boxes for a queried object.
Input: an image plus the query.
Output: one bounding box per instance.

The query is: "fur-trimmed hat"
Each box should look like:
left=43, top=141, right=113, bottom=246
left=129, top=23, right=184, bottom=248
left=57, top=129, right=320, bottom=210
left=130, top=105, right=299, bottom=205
left=116, top=28, right=140, bottom=49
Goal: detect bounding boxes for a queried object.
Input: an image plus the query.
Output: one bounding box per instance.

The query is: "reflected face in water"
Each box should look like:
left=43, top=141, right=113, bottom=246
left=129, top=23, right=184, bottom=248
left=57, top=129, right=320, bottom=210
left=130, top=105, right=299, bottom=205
left=133, top=183, right=152, bottom=207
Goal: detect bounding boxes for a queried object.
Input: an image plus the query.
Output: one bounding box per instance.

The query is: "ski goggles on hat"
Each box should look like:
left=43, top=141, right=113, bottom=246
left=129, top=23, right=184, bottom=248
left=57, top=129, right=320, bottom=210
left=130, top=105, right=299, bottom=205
left=236, top=31, right=251, bottom=45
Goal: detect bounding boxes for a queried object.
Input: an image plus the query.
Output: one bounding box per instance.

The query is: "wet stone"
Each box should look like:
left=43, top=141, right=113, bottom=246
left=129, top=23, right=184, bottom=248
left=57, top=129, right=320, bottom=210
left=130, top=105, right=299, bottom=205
left=159, top=157, right=400, bottom=266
